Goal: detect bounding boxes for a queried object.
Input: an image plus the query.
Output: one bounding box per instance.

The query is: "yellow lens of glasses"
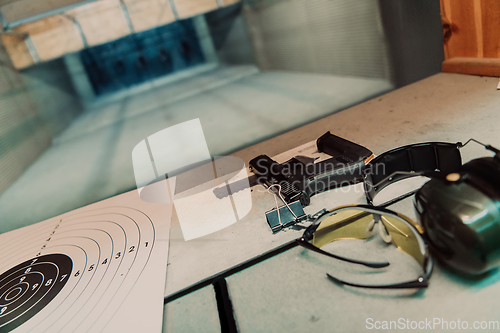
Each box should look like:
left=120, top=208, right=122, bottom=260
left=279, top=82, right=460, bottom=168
left=379, top=214, right=426, bottom=267
left=312, top=207, right=426, bottom=269
left=312, top=209, right=374, bottom=248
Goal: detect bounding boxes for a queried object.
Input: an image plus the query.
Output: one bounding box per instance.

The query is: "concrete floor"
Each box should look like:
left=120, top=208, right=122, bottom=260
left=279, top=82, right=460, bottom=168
left=0, top=65, right=392, bottom=233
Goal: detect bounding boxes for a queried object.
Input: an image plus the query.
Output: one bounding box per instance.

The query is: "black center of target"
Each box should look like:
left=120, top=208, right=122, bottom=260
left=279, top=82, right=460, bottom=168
left=0, top=254, right=72, bottom=332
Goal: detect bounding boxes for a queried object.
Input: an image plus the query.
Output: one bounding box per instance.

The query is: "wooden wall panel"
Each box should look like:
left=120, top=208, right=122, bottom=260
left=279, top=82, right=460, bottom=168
left=442, top=57, right=500, bottom=76
left=173, top=0, right=218, bottom=19
left=67, top=0, right=130, bottom=46
left=441, top=0, right=500, bottom=76
left=124, top=0, right=175, bottom=32
left=441, top=0, right=478, bottom=58
left=481, top=0, right=500, bottom=58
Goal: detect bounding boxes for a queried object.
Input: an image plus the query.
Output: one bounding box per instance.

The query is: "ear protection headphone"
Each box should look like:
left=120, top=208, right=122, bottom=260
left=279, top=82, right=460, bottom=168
left=363, top=139, right=500, bottom=276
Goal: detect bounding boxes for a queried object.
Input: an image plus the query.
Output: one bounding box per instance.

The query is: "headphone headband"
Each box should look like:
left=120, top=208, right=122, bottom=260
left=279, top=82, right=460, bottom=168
left=364, top=142, right=463, bottom=204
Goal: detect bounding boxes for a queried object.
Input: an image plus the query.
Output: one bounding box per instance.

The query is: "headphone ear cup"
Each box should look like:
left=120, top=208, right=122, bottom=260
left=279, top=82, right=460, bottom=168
left=415, top=158, right=500, bottom=275
left=461, top=157, right=500, bottom=200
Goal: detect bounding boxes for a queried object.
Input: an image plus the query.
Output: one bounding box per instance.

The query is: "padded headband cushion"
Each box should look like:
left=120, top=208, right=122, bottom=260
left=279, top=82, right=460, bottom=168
left=364, top=142, right=462, bottom=203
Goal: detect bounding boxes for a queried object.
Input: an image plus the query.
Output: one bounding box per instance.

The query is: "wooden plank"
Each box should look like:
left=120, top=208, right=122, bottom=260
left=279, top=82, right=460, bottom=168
left=473, top=0, right=483, bottom=58
left=0, top=0, right=95, bottom=25
left=445, top=0, right=478, bottom=58
left=442, top=57, right=500, bottom=77
left=1, top=0, right=228, bottom=68
left=66, top=0, right=130, bottom=46
left=123, top=0, right=175, bottom=32
left=0, top=34, right=34, bottom=68
left=481, top=0, right=500, bottom=58
left=441, top=0, right=500, bottom=60
left=173, top=0, right=218, bottom=19
left=440, top=0, right=450, bottom=59
left=221, top=0, right=240, bottom=6
left=11, top=15, right=70, bottom=35
left=12, top=15, right=84, bottom=62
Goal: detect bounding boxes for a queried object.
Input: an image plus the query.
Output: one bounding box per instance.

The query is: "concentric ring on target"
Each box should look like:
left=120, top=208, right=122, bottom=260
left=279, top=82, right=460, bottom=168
left=1, top=282, right=29, bottom=306
left=0, top=254, right=72, bottom=332
left=4, top=287, right=24, bottom=301
left=0, top=273, right=44, bottom=311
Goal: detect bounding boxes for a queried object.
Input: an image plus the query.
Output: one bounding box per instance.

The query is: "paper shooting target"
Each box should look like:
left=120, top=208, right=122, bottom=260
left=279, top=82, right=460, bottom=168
left=0, top=254, right=72, bottom=332
left=0, top=194, right=171, bottom=333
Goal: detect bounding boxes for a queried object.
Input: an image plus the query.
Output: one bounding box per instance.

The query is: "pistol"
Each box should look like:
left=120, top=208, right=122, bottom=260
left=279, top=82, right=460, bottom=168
left=214, top=132, right=373, bottom=206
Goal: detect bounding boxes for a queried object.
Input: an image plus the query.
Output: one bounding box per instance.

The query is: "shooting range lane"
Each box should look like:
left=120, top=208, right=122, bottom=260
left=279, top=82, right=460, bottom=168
left=165, top=73, right=500, bottom=332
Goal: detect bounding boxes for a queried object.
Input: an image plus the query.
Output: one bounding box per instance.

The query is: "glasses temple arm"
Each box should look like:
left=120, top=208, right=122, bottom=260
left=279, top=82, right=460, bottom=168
left=326, top=255, right=434, bottom=289
left=296, top=238, right=389, bottom=269
left=378, top=189, right=418, bottom=208
left=326, top=273, right=428, bottom=289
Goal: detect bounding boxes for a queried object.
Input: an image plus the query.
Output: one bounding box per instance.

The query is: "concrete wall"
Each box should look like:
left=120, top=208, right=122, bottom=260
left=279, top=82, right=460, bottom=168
left=193, top=15, right=218, bottom=65
left=243, top=0, right=392, bottom=80
left=64, top=53, right=95, bottom=105
left=205, top=3, right=255, bottom=65
left=379, top=0, right=444, bottom=87
left=239, top=0, right=443, bottom=87
left=0, top=40, right=81, bottom=195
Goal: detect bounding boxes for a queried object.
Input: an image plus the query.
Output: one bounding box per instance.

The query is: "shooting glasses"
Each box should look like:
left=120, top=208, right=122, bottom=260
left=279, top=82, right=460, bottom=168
left=296, top=205, right=433, bottom=289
